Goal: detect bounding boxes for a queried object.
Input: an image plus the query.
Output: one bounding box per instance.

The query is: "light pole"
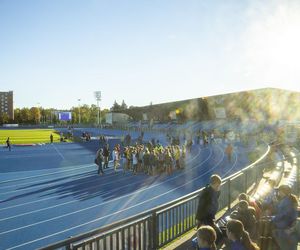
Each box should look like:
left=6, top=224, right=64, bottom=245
left=78, top=99, right=81, bottom=124
left=94, top=91, right=101, bottom=128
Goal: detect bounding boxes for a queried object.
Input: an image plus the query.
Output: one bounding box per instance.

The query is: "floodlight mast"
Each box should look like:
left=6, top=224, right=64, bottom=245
left=77, top=99, right=81, bottom=124
left=94, top=91, right=101, bottom=128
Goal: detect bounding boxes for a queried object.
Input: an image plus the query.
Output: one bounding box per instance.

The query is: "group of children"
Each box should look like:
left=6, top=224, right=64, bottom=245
left=95, top=142, right=187, bottom=176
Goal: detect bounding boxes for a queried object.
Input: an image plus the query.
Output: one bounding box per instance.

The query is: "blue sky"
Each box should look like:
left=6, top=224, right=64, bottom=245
left=1, top=0, right=300, bottom=109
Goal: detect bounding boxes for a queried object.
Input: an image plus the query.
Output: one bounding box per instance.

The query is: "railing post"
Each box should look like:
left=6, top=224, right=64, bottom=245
left=297, top=155, right=300, bottom=197
left=244, top=171, right=248, bottom=193
left=151, top=211, right=158, bottom=250
left=66, top=236, right=73, bottom=250
left=255, top=164, right=259, bottom=185
left=228, top=180, right=231, bottom=210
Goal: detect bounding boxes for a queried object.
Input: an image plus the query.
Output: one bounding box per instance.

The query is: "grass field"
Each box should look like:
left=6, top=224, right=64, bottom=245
left=0, top=129, right=62, bottom=145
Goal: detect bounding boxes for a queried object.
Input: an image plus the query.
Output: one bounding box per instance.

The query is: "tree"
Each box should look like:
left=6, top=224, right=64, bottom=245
left=30, top=107, right=41, bottom=124
left=111, top=100, right=121, bottom=111
left=121, top=100, right=127, bottom=110
left=89, top=104, right=98, bottom=124
left=0, top=112, right=9, bottom=124
left=20, top=108, right=31, bottom=123
left=13, top=108, right=21, bottom=123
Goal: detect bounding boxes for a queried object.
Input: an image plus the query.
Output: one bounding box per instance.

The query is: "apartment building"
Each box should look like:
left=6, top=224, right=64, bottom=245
left=0, top=91, right=14, bottom=120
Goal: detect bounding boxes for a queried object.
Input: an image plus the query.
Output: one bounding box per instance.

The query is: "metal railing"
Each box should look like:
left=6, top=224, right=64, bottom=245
left=72, top=216, right=152, bottom=250
left=40, top=143, right=271, bottom=250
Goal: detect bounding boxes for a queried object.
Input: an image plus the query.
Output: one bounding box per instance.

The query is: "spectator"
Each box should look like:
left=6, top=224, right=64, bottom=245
left=187, top=139, right=193, bottom=152
left=103, top=144, right=110, bottom=169
left=164, top=149, right=173, bottom=175
left=270, top=184, right=298, bottom=250
left=210, top=132, right=215, bottom=144
left=225, top=144, right=233, bottom=163
left=230, top=200, right=257, bottom=240
left=112, top=147, right=119, bottom=173
left=197, top=225, right=217, bottom=250
left=224, top=219, right=259, bottom=250
left=50, top=133, right=53, bottom=143
left=60, top=132, right=64, bottom=142
left=196, top=174, right=223, bottom=243
left=196, top=130, right=201, bottom=145
left=143, top=149, right=150, bottom=175
left=260, top=179, right=278, bottom=216
left=132, top=150, right=138, bottom=175
left=174, top=145, right=181, bottom=169
left=238, top=193, right=262, bottom=220
left=95, top=149, right=104, bottom=175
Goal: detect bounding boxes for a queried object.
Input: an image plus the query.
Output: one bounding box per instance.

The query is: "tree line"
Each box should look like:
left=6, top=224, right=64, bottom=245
left=0, top=105, right=109, bottom=125
left=0, top=100, right=129, bottom=125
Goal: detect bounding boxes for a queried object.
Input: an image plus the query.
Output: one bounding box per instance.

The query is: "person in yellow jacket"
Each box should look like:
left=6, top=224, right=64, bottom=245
left=174, top=146, right=181, bottom=169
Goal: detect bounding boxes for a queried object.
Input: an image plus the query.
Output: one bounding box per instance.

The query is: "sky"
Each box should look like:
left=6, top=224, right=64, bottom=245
left=1, top=0, right=300, bottom=110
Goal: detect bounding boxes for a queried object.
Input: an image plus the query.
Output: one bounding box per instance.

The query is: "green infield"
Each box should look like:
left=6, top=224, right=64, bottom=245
left=0, top=129, right=64, bottom=145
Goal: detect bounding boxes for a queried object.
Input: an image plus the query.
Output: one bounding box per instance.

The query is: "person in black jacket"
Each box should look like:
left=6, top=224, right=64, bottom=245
left=95, top=148, right=104, bottom=175
left=196, top=175, right=222, bottom=243
left=6, top=137, right=11, bottom=151
left=102, top=144, right=110, bottom=169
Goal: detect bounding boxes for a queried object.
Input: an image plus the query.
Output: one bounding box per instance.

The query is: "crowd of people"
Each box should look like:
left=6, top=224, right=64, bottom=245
left=194, top=175, right=299, bottom=250
left=167, top=130, right=234, bottom=162
left=81, top=132, right=91, bottom=141
left=95, top=141, right=187, bottom=176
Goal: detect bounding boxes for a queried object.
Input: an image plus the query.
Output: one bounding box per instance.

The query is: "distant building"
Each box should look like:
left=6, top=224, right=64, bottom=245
left=0, top=91, right=14, bottom=120
left=105, top=112, right=131, bottom=125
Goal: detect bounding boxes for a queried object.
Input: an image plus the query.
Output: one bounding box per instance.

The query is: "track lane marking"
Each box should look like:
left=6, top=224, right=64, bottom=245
left=5, top=146, right=224, bottom=250
left=0, top=146, right=209, bottom=235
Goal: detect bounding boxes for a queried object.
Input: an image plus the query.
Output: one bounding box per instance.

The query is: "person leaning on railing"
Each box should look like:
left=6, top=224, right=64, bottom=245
left=195, top=174, right=223, bottom=244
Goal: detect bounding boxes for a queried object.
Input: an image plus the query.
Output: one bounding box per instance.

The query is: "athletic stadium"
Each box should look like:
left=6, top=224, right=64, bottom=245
left=0, top=88, right=300, bottom=250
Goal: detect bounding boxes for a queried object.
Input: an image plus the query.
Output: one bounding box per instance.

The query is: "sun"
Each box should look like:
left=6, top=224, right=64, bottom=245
left=243, top=1, right=300, bottom=90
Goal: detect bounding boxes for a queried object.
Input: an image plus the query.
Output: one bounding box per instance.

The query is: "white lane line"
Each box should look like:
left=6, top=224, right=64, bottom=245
left=0, top=146, right=201, bottom=216
left=0, top=164, right=96, bottom=185
left=1, top=154, right=90, bottom=162
left=0, top=171, right=97, bottom=194
left=0, top=169, right=95, bottom=191
left=0, top=158, right=118, bottom=185
left=0, top=169, right=116, bottom=195
left=51, top=143, right=64, bottom=160
left=0, top=161, right=124, bottom=191
left=0, top=152, right=66, bottom=159
left=0, top=146, right=203, bottom=211
left=0, top=146, right=209, bottom=236
left=5, top=147, right=221, bottom=250
left=0, top=146, right=202, bottom=195
left=0, top=175, right=155, bottom=222
left=0, top=169, right=140, bottom=211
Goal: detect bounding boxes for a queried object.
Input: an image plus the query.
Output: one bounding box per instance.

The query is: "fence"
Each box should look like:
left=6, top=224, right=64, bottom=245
left=40, top=144, right=271, bottom=250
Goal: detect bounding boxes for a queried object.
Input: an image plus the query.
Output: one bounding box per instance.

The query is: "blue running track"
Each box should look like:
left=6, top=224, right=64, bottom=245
left=0, top=135, right=261, bottom=250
